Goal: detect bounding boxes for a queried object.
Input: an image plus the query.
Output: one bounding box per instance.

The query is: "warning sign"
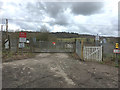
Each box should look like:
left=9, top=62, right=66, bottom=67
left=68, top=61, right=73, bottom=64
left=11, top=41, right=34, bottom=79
left=113, top=49, right=120, bottom=54
left=19, top=32, right=26, bottom=38
left=115, top=43, right=119, bottom=49
left=19, top=32, right=27, bottom=42
left=52, top=42, right=56, bottom=45
left=19, top=38, right=26, bottom=42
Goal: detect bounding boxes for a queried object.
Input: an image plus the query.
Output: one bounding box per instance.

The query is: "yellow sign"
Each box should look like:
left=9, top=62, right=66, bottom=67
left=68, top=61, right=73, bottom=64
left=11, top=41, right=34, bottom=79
left=116, top=43, right=119, bottom=49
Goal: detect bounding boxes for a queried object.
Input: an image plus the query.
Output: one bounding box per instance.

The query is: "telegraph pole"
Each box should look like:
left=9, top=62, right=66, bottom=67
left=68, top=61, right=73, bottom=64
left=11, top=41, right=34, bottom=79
left=6, top=19, right=8, bottom=39
left=5, top=19, right=11, bottom=51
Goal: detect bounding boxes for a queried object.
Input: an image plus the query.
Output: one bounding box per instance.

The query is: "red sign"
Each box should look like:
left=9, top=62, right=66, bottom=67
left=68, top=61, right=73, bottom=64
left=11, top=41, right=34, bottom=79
left=19, top=32, right=27, bottom=38
left=52, top=42, right=56, bottom=45
left=113, top=49, right=120, bottom=54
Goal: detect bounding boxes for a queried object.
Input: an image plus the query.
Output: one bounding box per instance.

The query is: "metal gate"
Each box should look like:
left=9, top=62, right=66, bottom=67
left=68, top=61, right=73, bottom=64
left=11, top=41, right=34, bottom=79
left=83, top=46, right=102, bottom=61
left=32, top=41, right=74, bottom=53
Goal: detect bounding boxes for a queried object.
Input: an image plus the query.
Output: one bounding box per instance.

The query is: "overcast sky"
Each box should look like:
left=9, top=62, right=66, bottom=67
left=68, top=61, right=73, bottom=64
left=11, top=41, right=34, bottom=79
left=0, top=0, right=119, bottom=37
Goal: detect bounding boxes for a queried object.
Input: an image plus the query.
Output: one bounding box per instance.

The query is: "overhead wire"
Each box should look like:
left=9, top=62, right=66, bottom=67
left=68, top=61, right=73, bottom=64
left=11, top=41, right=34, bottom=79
left=0, top=18, right=118, bottom=26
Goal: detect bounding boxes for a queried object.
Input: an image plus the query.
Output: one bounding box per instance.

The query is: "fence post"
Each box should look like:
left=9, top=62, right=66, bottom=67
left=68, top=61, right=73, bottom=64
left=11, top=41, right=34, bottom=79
left=74, top=38, right=76, bottom=53
left=30, top=37, right=33, bottom=53
left=102, top=45, right=103, bottom=61
left=17, top=37, right=19, bottom=53
left=81, top=40, right=84, bottom=60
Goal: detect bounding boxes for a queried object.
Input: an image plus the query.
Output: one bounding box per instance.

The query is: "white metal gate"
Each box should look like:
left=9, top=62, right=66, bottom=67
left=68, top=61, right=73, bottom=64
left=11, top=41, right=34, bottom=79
left=83, top=46, right=102, bottom=61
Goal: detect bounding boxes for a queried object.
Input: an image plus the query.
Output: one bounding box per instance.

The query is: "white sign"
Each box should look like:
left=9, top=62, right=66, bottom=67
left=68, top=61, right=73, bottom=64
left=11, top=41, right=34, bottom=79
left=100, top=41, right=102, bottom=44
left=19, top=38, right=26, bottom=42
left=19, top=43, right=25, bottom=48
left=113, top=49, right=120, bottom=54
left=103, top=38, right=106, bottom=43
left=5, top=40, right=9, bottom=49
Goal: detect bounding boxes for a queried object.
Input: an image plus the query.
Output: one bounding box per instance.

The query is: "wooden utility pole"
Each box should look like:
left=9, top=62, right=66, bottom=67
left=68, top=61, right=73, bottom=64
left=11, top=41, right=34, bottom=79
left=6, top=19, right=8, bottom=39
left=5, top=19, right=11, bottom=51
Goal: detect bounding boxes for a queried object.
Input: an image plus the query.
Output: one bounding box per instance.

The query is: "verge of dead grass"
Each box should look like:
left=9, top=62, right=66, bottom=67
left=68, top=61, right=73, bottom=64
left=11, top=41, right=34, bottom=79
left=2, top=52, right=36, bottom=62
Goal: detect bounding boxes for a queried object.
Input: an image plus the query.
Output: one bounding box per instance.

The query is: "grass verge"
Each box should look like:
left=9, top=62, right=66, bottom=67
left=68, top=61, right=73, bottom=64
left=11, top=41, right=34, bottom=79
left=2, top=52, right=36, bottom=62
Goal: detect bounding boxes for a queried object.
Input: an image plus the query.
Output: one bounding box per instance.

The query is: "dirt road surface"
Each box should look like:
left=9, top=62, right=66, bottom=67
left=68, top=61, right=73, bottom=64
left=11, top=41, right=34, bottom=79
left=2, top=53, right=118, bottom=88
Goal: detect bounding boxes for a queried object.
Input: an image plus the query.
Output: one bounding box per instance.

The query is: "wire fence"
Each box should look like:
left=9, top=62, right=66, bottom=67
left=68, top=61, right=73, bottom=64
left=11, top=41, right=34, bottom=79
left=1, top=32, right=117, bottom=62
left=2, top=37, right=75, bottom=53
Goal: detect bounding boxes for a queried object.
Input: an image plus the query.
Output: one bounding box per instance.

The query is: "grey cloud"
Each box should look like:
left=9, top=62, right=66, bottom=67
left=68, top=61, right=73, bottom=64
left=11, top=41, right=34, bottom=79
left=40, top=2, right=71, bottom=26
left=26, top=2, right=44, bottom=15
left=0, top=1, right=117, bottom=37
left=43, top=2, right=104, bottom=17
left=71, top=2, right=104, bottom=15
left=25, top=2, right=45, bottom=21
left=44, top=2, right=67, bottom=18
left=42, top=2, right=104, bottom=26
left=3, top=2, right=104, bottom=27
left=54, top=13, right=70, bottom=26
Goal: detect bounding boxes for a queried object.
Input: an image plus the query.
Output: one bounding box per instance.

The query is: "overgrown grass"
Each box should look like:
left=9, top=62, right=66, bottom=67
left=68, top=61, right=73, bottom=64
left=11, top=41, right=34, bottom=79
left=2, top=51, right=36, bottom=62
left=57, top=38, right=94, bottom=43
left=71, top=52, right=119, bottom=67
left=101, top=54, right=120, bottom=67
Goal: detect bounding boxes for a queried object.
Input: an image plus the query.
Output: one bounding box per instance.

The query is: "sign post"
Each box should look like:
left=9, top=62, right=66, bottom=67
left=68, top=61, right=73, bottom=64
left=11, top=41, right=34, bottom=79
left=113, top=43, right=119, bottom=67
left=95, top=34, right=99, bottom=46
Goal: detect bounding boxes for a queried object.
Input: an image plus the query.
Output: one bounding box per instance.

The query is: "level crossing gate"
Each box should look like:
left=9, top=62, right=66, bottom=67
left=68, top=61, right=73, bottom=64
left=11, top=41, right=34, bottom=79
left=83, top=46, right=102, bottom=61
left=32, top=41, right=74, bottom=53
